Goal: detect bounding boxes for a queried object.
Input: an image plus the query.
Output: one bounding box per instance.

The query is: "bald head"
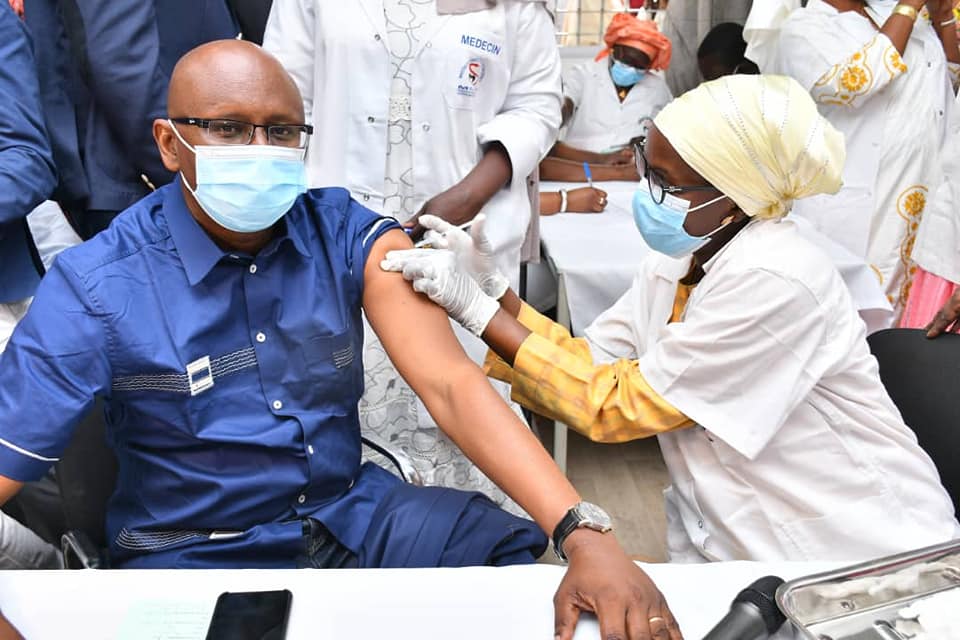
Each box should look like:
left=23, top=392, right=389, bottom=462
left=167, top=39, right=304, bottom=121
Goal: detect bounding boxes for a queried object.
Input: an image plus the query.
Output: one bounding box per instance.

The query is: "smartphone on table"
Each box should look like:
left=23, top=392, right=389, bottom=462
left=205, top=589, right=292, bottom=640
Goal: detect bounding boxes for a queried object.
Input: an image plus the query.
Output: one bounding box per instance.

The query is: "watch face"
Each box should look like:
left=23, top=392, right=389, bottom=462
left=577, top=502, right=613, bottom=530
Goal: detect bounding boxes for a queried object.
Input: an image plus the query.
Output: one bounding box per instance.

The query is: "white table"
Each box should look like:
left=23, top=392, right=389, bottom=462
left=0, top=561, right=840, bottom=639
left=537, top=180, right=651, bottom=472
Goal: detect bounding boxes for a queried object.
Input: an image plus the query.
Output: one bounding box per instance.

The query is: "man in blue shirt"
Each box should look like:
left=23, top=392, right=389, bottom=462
left=0, top=41, right=681, bottom=640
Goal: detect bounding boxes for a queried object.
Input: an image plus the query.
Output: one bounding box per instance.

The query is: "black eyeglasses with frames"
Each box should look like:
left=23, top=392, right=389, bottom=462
left=170, top=118, right=314, bottom=149
left=633, top=140, right=720, bottom=205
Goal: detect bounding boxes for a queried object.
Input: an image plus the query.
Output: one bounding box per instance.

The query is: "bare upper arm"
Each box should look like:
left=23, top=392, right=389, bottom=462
left=361, top=230, right=476, bottom=401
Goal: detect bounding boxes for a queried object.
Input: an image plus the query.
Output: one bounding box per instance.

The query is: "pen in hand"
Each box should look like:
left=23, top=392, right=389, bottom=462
left=583, top=162, right=593, bottom=188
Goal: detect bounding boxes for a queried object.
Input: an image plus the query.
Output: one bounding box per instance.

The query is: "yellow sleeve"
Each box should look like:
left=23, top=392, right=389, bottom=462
left=483, top=302, right=692, bottom=443
left=484, top=302, right=592, bottom=383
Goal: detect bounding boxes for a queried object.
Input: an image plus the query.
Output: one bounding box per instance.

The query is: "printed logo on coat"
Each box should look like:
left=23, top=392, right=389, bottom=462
left=457, top=58, right=485, bottom=97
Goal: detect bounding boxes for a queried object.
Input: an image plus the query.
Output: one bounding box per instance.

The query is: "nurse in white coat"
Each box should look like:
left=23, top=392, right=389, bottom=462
left=263, top=0, right=560, bottom=508
left=384, top=75, right=960, bottom=563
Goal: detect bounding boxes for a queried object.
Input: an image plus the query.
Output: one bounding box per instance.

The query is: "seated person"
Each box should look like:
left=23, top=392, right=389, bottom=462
left=0, top=41, right=681, bottom=640
left=696, top=22, right=760, bottom=82
left=541, top=13, right=672, bottom=183
left=384, top=75, right=960, bottom=564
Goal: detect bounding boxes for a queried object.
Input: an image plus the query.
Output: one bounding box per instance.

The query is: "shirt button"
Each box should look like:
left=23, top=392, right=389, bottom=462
left=367, top=116, right=375, bottom=123
left=273, top=400, right=283, bottom=410
left=697, top=519, right=704, bottom=529
left=249, top=264, right=257, bottom=274
left=425, top=41, right=432, bottom=48
left=297, top=494, right=306, bottom=504
left=307, top=445, right=315, bottom=455
left=256, top=332, right=266, bottom=343
left=374, top=33, right=381, bottom=41
left=422, top=123, right=431, bottom=132
left=363, top=194, right=370, bottom=201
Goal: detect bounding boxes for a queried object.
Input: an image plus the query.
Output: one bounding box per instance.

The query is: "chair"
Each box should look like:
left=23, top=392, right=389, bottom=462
left=867, top=328, right=960, bottom=516
left=58, top=400, right=422, bottom=569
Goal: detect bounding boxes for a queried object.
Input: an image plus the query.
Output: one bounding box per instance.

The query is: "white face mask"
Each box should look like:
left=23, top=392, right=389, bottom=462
left=170, top=121, right=307, bottom=233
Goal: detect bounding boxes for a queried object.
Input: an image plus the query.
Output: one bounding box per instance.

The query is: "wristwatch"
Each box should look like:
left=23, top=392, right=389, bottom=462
left=552, top=501, right=614, bottom=562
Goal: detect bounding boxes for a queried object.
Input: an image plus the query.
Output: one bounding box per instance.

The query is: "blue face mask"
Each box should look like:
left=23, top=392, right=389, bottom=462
left=610, top=60, right=646, bottom=87
left=170, top=120, right=307, bottom=233
left=632, top=187, right=729, bottom=258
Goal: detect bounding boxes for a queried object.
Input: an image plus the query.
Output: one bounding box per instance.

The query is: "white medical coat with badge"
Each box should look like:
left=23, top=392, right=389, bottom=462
left=584, top=218, right=960, bottom=562
left=263, top=0, right=561, bottom=285
left=562, top=59, right=673, bottom=153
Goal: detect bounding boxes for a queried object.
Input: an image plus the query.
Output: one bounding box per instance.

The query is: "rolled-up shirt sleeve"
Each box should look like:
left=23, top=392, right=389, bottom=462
left=476, top=3, right=561, bottom=191
left=484, top=303, right=692, bottom=443
left=0, top=259, right=111, bottom=481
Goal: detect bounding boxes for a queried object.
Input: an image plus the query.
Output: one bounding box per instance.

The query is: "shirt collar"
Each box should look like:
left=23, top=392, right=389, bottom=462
left=163, top=178, right=312, bottom=286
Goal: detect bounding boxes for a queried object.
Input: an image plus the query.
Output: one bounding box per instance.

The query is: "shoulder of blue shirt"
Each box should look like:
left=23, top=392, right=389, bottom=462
left=54, top=184, right=399, bottom=281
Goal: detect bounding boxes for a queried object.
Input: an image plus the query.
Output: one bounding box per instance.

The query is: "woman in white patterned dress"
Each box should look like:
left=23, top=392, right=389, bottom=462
left=746, top=0, right=960, bottom=319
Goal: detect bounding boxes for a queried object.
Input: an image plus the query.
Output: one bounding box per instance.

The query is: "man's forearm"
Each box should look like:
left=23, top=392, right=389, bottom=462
left=430, top=361, right=579, bottom=534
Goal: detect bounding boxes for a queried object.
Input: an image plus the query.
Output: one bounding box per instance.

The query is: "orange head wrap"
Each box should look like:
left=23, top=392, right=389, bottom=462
left=595, top=13, right=672, bottom=71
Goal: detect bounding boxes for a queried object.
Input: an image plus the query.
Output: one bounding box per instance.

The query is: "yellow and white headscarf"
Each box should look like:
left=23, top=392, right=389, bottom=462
left=654, top=74, right=845, bottom=220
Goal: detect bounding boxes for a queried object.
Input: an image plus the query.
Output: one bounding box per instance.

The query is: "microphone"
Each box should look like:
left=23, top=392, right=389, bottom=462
left=702, top=575, right=787, bottom=640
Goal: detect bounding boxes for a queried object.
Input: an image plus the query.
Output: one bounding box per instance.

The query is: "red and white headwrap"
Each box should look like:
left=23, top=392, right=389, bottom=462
left=594, top=13, right=672, bottom=71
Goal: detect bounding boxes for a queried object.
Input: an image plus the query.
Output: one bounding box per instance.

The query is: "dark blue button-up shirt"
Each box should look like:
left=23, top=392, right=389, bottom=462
left=0, top=180, right=401, bottom=567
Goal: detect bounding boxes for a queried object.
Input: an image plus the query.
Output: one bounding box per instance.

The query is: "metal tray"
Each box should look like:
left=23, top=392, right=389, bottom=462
left=777, top=539, right=960, bottom=639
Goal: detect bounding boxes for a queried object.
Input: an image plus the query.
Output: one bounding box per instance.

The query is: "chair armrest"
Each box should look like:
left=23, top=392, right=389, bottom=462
left=361, top=435, right=423, bottom=486
left=61, top=531, right=106, bottom=569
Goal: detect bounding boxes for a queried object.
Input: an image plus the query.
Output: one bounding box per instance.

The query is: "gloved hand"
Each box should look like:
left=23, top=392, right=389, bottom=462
left=418, top=214, right=510, bottom=300
left=381, top=248, right=500, bottom=337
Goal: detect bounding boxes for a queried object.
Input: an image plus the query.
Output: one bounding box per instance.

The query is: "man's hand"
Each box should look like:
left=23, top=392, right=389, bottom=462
left=555, top=531, right=682, bottom=640
left=926, top=0, right=954, bottom=22
left=925, top=289, right=960, bottom=338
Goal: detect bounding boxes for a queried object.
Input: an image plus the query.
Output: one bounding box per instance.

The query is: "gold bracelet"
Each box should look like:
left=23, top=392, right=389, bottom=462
left=892, top=3, right=919, bottom=21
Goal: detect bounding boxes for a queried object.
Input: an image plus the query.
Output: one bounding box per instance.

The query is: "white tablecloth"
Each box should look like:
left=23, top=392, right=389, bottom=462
left=538, top=181, right=650, bottom=335
left=0, top=561, right=841, bottom=639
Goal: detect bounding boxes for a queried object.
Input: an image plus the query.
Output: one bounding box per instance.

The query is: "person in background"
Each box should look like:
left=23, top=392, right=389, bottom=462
left=263, top=0, right=560, bottom=512
left=228, top=0, right=274, bottom=44
left=541, top=12, right=672, bottom=183
left=696, top=22, right=760, bottom=81
left=745, top=0, right=960, bottom=319
left=0, top=41, right=682, bottom=640
left=23, top=0, right=239, bottom=239
left=384, top=75, right=960, bottom=564
left=0, top=0, right=65, bottom=571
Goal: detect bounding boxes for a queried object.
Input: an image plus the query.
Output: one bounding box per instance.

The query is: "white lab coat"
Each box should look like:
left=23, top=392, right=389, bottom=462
left=263, top=0, right=561, bottom=281
left=584, top=218, right=960, bottom=562
left=775, top=0, right=959, bottom=313
left=562, top=60, right=673, bottom=153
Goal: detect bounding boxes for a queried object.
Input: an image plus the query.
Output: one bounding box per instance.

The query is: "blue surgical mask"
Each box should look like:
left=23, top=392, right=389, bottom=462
left=170, top=120, right=307, bottom=233
left=610, top=60, right=646, bottom=87
left=632, top=187, right=729, bottom=258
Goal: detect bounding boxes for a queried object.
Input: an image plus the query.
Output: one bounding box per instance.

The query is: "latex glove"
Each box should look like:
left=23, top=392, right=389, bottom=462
left=381, top=248, right=500, bottom=337
left=418, top=214, right=510, bottom=300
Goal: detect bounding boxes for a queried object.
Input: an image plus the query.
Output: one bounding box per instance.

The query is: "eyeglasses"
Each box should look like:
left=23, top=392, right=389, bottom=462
left=633, top=140, right=720, bottom=205
left=170, top=118, right=313, bottom=148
